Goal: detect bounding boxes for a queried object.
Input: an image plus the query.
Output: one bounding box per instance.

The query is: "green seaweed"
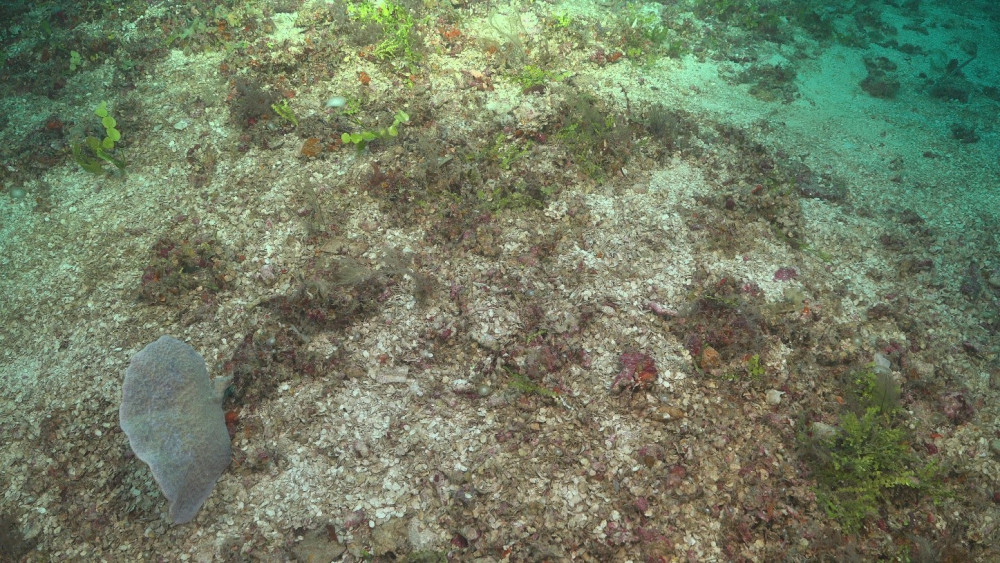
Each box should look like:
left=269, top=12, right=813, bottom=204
left=802, top=368, right=940, bottom=533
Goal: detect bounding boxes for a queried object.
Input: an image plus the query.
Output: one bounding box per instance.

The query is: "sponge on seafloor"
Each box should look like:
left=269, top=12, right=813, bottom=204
left=119, top=335, right=232, bottom=524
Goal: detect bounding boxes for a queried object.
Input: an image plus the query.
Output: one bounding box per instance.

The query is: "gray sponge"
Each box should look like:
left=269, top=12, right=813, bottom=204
left=119, top=336, right=231, bottom=524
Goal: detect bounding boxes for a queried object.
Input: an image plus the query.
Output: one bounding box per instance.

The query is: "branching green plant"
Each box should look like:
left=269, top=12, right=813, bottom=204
left=854, top=366, right=901, bottom=413
left=550, top=12, right=572, bottom=30
left=511, top=65, right=570, bottom=90
left=472, top=132, right=528, bottom=170
left=476, top=180, right=554, bottom=211
left=506, top=368, right=558, bottom=398
left=618, top=2, right=670, bottom=63
left=340, top=96, right=363, bottom=117
left=721, top=353, right=765, bottom=383
left=553, top=92, right=631, bottom=181
left=165, top=16, right=207, bottom=47
left=348, top=0, right=419, bottom=64
left=341, top=109, right=409, bottom=150
left=271, top=99, right=298, bottom=126
left=73, top=101, right=126, bottom=175
left=746, top=354, right=765, bottom=380
left=802, top=367, right=941, bottom=533
left=815, top=406, right=940, bottom=533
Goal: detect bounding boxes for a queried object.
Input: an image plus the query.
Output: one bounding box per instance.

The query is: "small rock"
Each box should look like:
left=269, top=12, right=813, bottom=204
left=471, top=330, right=499, bottom=351
left=987, top=269, right=1000, bottom=289
left=810, top=421, right=837, bottom=441
left=700, top=346, right=722, bottom=371
left=904, top=357, right=935, bottom=381
left=873, top=352, right=892, bottom=374
left=372, top=517, right=409, bottom=556
left=291, top=527, right=346, bottom=562
left=765, top=389, right=784, bottom=405
left=647, top=405, right=686, bottom=423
